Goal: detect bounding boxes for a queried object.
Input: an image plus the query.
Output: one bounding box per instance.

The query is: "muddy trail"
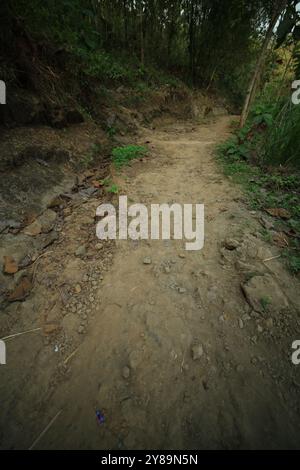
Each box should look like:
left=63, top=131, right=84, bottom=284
left=1, top=116, right=300, bottom=450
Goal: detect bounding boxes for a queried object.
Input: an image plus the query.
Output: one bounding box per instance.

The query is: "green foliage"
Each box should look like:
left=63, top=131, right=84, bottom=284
left=250, top=103, right=275, bottom=127
left=100, top=177, right=112, bottom=187
left=260, top=297, right=271, bottom=312
left=219, top=93, right=300, bottom=169
left=218, top=135, right=251, bottom=162
left=112, top=145, right=147, bottom=169
left=75, top=48, right=143, bottom=84
left=285, top=253, right=300, bottom=275
left=217, top=96, right=300, bottom=275
left=106, top=126, right=117, bottom=139
left=106, top=183, right=119, bottom=194
left=264, top=101, right=300, bottom=166
left=5, top=0, right=275, bottom=102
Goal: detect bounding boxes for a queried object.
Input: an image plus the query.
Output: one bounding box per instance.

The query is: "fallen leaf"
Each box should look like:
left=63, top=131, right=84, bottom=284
left=3, top=256, right=18, bottom=274
left=273, top=232, right=289, bottom=248
left=8, top=277, right=32, bottom=301
left=24, top=220, right=42, bottom=236
left=91, top=180, right=101, bottom=188
left=265, top=208, right=291, bottom=220
left=283, top=228, right=300, bottom=239
left=43, top=323, right=61, bottom=335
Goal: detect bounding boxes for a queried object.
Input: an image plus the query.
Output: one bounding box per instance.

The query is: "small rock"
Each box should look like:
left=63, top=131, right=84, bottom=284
left=95, top=243, right=103, bottom=250
left=256, top=246, right=273, bottom=261
left=38, top=209, right=57, bottom=233
left=74, top=284, right=82, bottom=294
left=78, top=326, right=85, bottom=334
left=0, top=219, right=21, bottom=233
left=8, top=276, right=32, bottom=301
left=37, top=231, right=59, bottom=250
left=241, top=274, right=288, bottom=314
left=239, top=319, right=244, bottom=329
left=43, top=323, right=61, bottom=335
left=78, top=187, right=97, bottom=198
left=191, top=344, right=204, bottom=361
left=75, top=245, right=86, bottom=257
left=178, top=287, right=187, bottom=294
left=265, top=318, right=274, bottom=330
left=3, top=255, right=18, bottom=274
left=242, top=313, right=251, bottom=322
left=224, top=238, right=239, bottom=250
left=259, top=216, right=274, bottom=231
left=122, top=366, right=131, bottom=379
left=23, top=220, right=42, bottom=236
left=48, top=196, right=64, bottom=208
left=235, top=260, right=264, bottom=275
left=143, top=257, right=152, bottom=265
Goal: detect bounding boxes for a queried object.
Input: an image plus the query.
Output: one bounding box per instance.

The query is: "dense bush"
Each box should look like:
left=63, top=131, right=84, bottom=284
left=264, top=100, right=300, bottom=166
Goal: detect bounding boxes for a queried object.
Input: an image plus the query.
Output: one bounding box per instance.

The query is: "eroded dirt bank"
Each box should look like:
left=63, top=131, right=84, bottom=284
left=1, top=116, right=300, bottom=450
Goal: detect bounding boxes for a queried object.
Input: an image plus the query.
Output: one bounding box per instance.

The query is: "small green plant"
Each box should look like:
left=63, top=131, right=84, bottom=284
left=284, top=252, right=300, bottom=275
left=107, top=126, right=117, bottom=139
left=106, top=183, right=119, bottom=194
left=260, top=297, right=271, bottom=312
left=250, top=103, right=274, bottom=127
left=260, top=229, right=273, bottom=243
left=100, top=177, right=111, bottom=187
left=112, top=145, right=147, bottom=168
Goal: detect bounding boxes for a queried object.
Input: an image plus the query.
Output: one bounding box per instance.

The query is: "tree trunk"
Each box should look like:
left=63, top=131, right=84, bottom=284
left=190, top=0, right=196, bottom=83
left=240, top=1, right=287, bottom=128
left=140, top=5, right=144, bottom=65
left=123, top=0, right=128, bottom=45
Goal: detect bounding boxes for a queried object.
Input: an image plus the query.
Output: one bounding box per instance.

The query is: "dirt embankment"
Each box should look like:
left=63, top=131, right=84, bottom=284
left=0, top=35, right=226, bottom=313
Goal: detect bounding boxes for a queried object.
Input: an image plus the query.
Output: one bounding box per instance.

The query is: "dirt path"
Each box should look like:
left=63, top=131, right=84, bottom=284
left=1, top=116, right=300, bottom=450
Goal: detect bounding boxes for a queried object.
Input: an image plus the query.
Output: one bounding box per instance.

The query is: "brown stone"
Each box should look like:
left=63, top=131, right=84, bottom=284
left=3, top=256, right=18, bottom=274
left=8, top=277, right=32, bottom=301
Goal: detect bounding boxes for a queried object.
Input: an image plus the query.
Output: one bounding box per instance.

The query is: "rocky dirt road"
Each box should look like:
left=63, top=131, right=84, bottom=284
left=1, top=116, right=300, bottom=449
